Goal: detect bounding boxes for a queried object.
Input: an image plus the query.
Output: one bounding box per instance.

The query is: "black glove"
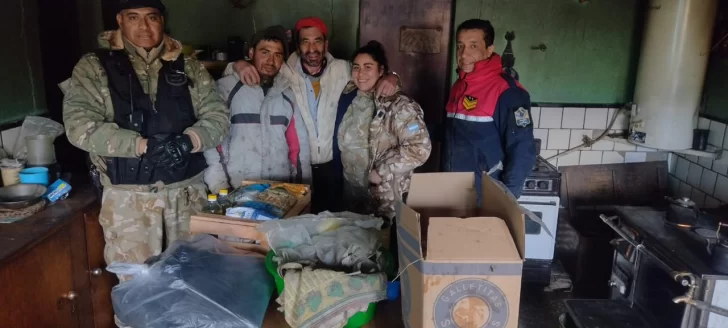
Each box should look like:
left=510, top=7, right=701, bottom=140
left=146, top=134, right=194, bottom=168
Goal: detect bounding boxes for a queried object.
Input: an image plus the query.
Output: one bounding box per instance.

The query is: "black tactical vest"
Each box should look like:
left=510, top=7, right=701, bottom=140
left=95, top=49, right=206, bottom=185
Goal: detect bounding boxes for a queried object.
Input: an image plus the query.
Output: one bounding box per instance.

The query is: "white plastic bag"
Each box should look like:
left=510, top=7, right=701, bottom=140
left=259, top=212, right=384, bottom=272
left=12, top=116, right=64, bottom=160
left=107, top=235, right=274, bottom=328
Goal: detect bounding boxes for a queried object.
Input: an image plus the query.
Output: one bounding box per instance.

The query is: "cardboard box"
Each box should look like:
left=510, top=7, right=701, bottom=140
left=190, top=181, right=311, bottom=252
left=396, top=173, right=525, bottom=328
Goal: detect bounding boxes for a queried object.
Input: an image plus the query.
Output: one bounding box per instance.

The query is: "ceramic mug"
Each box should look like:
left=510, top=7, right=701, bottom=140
left=19, top=167, right=49, bottom=186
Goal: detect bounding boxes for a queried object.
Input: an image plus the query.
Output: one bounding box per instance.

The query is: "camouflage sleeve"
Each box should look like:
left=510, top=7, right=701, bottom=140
left=373, top=98, right=432, bottom=178
left=62, top=54, right=143, bottom=158
left=184, top=59, right=230, bottom=152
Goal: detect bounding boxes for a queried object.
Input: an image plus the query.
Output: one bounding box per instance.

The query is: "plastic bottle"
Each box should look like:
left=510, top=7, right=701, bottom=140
left=218, top=189, right=232, bottom=212
left=201, top=194, right=223, bottom=215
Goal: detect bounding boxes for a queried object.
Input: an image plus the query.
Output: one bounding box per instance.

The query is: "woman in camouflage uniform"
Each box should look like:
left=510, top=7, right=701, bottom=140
left=333, top=41, right=432, bottom=220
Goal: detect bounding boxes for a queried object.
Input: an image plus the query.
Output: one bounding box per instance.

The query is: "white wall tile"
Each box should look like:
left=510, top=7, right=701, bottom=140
left=709, top=121, right=726, bottom=148
left=614, top=141, right=636, bottom=151
left=579, top=151, right=603, bottom=165
left=548, top=129, right=571, bottom=150
left=570, top=130, right=592, bottom=149
left=591, top=140, right=614, bottom=151
left=636, top=146, right=656, bottom=152
left=691, top=189, right=707, bottom=208
left=562, top=107, right=586, bottom=129
left=698, top=117, right=711, bottom=130
left=678, top=181, right=693, bottom=198
left=608, top=108, right=630, bottom=130
left=540, top=107, right=563, bottom=128
left=531, top=107, right=541, bottom=128
left=669, top=175, right=681, bottom=197
left=698, top=156, right=713, bottom=170
left=715, top=175, right=728, bottom=203
left=687, top=155, right=699, bottom=163
left=668, top=153, right=678, bottom=174
left=625, top=152, right=647, bottom=163
left=713, top=163, right=728, bottom=176
left=558, top=151, right=581, bottom=167
left=547, top=151, right=560, bottom=167
left=705, top=196, right=722, bottom=209
left=584, top=108, right=608, bottom=129
left=533, top=129, right=549, bottom=149
left=1, top=127, right=21, bottom=154
left=540, top=150, right=558, bottom=160
left=676, top=157, right=691, bottom=181
left=700, top=169, right=718, bottom=195
left=602, top=151, right=625, bottom=164
left=687, top=163, right=703, bottom=188
left=646, top=152, right=668, bottom=162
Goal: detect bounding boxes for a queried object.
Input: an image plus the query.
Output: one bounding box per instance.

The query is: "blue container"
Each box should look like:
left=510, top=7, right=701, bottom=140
left=19, top=167, right=49, bottom=186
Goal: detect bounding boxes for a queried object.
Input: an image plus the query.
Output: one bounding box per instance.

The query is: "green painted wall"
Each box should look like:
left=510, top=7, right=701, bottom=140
left=162, top=0, right=359, bottom=60
left=453, top=0, right=643, bottom=104
left=0, top=0, right=46, bottom=125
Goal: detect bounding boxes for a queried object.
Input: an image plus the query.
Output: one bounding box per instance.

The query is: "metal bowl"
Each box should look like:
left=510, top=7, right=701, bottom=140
left=0, top=184, right=47, bottom=209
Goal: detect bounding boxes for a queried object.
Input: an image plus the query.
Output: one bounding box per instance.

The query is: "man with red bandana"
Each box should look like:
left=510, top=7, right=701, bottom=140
left=444, top=19, right=536, bottom=198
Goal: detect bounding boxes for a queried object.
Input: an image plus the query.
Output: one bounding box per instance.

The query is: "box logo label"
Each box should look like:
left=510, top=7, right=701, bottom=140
left=433, top=278, right=509, bottom=328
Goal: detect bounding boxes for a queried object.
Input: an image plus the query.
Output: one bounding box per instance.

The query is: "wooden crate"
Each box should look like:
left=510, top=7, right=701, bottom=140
left=190, top=181, right=311, bottom=253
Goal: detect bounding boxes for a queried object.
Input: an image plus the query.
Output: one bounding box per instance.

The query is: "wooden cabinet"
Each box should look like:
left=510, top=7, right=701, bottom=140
left=0, top=194, right=116, bottom=328
left=0, top=222, right=78, bottom=327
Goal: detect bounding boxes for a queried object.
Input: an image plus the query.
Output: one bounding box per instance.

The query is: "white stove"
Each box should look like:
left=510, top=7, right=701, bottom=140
left=518, top=156, right=561, bottom=283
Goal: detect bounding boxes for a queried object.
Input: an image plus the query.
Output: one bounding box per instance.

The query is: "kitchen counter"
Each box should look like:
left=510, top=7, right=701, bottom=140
left=0, top=184, right=116, bottom=328
left=0, top=186, right=96, bottom=266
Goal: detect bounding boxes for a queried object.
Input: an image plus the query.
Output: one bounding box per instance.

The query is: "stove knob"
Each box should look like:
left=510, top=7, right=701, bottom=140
left=537, top=181, right=550, bottom=190
left=525, top=180, right=536, bottom=189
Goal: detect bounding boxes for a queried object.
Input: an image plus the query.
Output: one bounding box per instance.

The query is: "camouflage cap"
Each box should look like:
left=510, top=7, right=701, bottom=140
left=116, top=0, right=166, bottom=14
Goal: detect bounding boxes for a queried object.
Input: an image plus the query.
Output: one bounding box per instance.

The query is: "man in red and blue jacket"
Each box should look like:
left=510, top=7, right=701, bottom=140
left=444, top=19, right=536, bottom=198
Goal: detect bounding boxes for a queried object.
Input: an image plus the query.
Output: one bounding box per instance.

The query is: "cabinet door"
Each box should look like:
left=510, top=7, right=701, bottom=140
left=83, top=206, right=118, bottom=328
left=0, top=225, right=79, bottom=327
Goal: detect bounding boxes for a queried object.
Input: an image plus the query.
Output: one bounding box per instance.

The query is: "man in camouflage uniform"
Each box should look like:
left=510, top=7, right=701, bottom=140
left=61, top=0, right=228, bottom=274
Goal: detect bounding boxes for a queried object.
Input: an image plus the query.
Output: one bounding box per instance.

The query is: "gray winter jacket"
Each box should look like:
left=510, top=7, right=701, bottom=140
left=204, top=72, right=312, bottom=193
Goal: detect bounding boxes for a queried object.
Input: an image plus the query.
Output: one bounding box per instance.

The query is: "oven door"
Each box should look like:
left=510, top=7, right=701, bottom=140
left=518, top=195, right=560, bottom=260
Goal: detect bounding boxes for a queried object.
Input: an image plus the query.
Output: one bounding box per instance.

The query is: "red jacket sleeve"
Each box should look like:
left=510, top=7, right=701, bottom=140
left=285, top=116, right=300, bottom=168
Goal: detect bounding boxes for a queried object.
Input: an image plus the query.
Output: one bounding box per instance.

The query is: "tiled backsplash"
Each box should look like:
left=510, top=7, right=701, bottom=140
left=533, top=107, right=668, bottom=168
left=668, top=117, right=728, bottom=209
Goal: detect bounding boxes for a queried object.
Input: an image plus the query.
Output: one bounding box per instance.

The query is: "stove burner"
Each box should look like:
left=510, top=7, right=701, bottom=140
left=522, top=156, right=561, bottom=197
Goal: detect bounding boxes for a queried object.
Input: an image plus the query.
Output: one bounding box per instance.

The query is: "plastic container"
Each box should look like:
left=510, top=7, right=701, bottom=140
left=19, top=167, right=49, bottom=186
left=25, top=135, right=56, bottom=165
left=264, top=251, right=378, bottom=328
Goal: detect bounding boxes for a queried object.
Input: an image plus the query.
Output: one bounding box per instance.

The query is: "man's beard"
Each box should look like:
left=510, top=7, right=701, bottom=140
left=260, top=74, right=275, bottom=88
left=302, top=51, right=323, bottom=67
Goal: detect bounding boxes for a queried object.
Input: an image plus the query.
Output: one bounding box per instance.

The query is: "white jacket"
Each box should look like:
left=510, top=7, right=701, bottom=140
left=204, top=72, right=312, bottom=193
left=226, top=52, right=351, bottom=164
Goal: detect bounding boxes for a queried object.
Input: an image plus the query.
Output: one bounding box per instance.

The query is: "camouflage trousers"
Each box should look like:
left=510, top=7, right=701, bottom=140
left=99, top=174, right=207, bottom=278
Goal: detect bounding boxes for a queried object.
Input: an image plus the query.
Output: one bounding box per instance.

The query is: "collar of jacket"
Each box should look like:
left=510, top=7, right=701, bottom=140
left=343, top=80, right=401, bottom=106
left=288, top=52, right=336, bottom=78
left=97, top=29, right=183, bottom=62
left=458, top=53, right=504, bottom=81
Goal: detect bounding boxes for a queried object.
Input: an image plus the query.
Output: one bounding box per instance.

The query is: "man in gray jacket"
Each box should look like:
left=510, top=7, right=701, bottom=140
left=204, top=26, right=311, bottom=193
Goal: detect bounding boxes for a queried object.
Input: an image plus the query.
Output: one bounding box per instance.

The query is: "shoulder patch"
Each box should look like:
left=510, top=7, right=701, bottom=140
left=514, top=107, right=531, bottom=127
left=463, top=95, right=478, bottom=110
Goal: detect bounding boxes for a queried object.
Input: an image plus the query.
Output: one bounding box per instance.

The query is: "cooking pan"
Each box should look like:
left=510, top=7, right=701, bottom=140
left=0, top=184, right=47, bottom=209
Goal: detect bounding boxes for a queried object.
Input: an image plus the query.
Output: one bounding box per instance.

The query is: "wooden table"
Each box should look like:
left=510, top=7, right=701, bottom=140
left=262, top=299, right=405, bottom=328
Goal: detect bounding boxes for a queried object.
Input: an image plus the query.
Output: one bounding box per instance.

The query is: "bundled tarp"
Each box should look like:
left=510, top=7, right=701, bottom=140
left=107, top=235, right=274, bottom=328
